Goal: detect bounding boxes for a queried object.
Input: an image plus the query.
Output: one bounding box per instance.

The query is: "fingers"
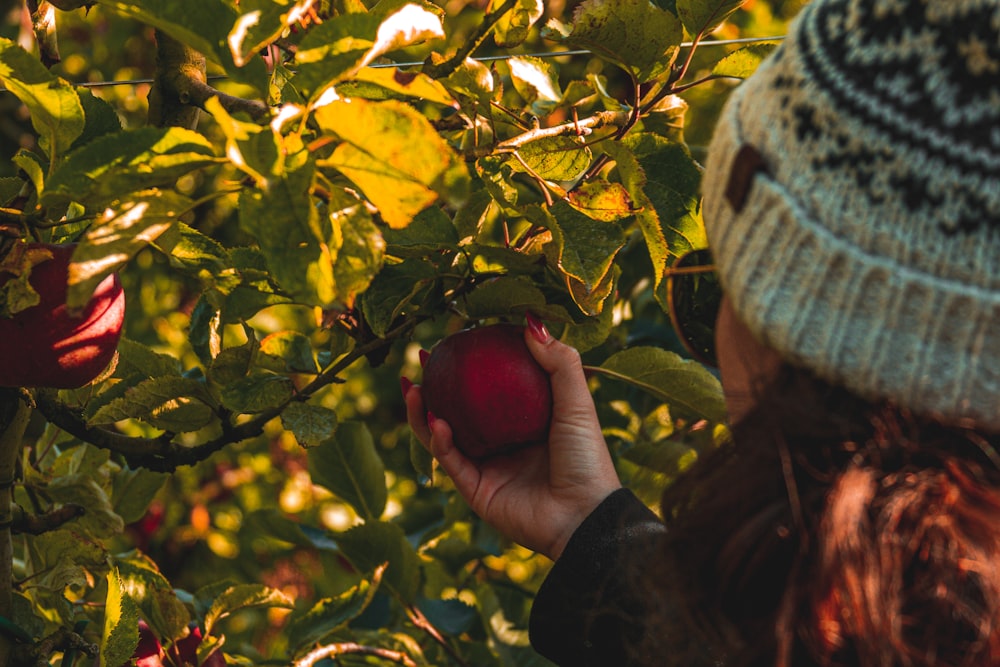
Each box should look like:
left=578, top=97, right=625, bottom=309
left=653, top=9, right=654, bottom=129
left=426, top=412, right=483, bottom=505
left=402, top=378, right=431, bottom=446
left=523, top=314, right=603, bottom=440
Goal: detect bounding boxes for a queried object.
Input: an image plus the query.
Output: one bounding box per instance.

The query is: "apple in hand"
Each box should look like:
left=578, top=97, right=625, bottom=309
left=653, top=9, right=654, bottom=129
left=420, top=323, right=553, bottom=459
left=0, top=243, right=125, bottom=388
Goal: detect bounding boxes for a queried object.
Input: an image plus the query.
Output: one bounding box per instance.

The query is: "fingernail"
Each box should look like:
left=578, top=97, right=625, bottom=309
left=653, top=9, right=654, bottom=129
left=525, top=312, right=550, bottom=343
left=426, top=411, right=437, bottom=429
left=400, top=376, right=413, bottom=398
left=419, top=349, right=430, bottom=367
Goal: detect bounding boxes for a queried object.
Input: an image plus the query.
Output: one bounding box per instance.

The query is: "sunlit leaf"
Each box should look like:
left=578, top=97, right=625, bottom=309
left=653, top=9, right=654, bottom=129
left=67, top=190, right=194, bottom=309
left=294, top=4, right=444, bottom=98
left=100, top=569, right=139, bottom=667
left=316, top=98, right=469, bottom=228
left=507, top=56, right=562, bottom=116
left=42, top=127, right=218, bottom=207
left=115, top=551, right=191, bottom=642
left=566, top=179, right=634, bottom=222
left=513, top=135, right=592, bottom=182
left=307, top=420, right=387, bottom=521
left=89, top=376, right=217, bottom=432
left=494, top=0, right=544, bottom=47
left=711, top=41, right=780, bottom=79
left=0, top=37, right=84, bottom=156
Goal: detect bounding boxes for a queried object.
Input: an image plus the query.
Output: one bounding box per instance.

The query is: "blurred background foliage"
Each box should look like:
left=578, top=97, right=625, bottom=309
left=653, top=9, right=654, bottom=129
left=1, top=0, right=802, bottom=663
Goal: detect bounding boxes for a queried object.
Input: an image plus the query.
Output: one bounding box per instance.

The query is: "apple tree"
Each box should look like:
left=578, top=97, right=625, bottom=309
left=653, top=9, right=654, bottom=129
left=0, top=0, right=790, bottom=664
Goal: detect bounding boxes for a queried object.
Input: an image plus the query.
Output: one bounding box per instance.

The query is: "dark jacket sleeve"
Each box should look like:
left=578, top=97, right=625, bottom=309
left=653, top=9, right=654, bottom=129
left=528, top=488, right=667, bottom=666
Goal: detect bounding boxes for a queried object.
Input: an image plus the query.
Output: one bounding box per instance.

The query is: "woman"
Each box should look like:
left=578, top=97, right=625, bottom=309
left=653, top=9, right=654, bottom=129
left=405, top=0, right=1000, bottom=664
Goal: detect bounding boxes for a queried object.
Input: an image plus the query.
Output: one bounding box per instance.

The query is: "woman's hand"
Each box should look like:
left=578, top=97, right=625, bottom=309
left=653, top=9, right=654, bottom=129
left=403, top=315, right=621, bottom=561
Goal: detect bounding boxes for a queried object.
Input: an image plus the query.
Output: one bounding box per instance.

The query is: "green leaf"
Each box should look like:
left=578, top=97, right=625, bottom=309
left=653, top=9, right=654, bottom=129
left=89, top=376, right=217, bottom=432
left=115, top=338, right=183, bottom=380
left=327, top=193, right=386, bottom=307
left=544, top=0, right=682, bottom=81
left=47, top=474, right=125, bottom=538
left=112, top=468, right=167, bottom=525
left=711, top=42, right=780, bottom=79
left=347, top=67, right=458, bottom=107
left=293, top=4, right=444, bottom=98
left=494, top=0, right=544, bottom=47
left=259, top=331, right=319, bottom=373
left=42, top=127, right=218, bottom=207
left=333, top=521, right=421, bottom=602
left=384, top=205, right=459, bottom=254
left=72, top=88, right=123, bottom=151
left=67, top=190, right=193, bottom=309
left=676, top=0, right=745, bottom=36
left=596, top=346, right=726, bottom=422
left=0, top=38, right=84, bottom=157
left=527, top=201, right=625, bottom=308
left=281, top=402, right=339, bottom=448
left=229, top=0, right=310, bottom=67
left=96, top=0, right=268, bottom=92
left=609, top=137, right=705, bottom=314
left=463, top=275, right=546, bottom=320
left=307, top=421, right=387, bottom=521
left=220, top=372, right=295, bottom=414
left=506, top=56, right=563, bottom=116
left=316, top=98, right=469, bottom=229
left=100, top=569, right=140, bottom=667
left=359, top=258, right=437, bottom=337
left=25, top=529, right=108, bottom=593
left=115, top=550, right=191, bottom=642
left=513, top=135, right=592, bottom=182
left=287, top=566, right=384, bottom=649
left=204, top=96, right=281, bottom=186
left=566, top=178, right=634, bottom=222
left=202, top=584, right=294, bottom=636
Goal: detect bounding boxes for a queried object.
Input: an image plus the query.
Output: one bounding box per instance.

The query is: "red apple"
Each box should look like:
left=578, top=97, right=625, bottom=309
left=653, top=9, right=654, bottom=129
left=167, top=624, right=226, bottom=666
left=420, top=323, right=552, bottom=459
left=129, top=620, right=165, bottom=667
left=0, top=243, right=124, bottom=388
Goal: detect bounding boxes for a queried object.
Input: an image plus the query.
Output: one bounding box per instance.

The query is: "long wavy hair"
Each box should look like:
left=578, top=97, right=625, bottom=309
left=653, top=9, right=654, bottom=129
left=644, top=366, right=1000, bottom=666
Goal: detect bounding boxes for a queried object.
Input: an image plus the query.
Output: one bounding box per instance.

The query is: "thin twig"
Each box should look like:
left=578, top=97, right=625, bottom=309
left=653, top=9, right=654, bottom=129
left=293, top=642, right=418, bottom=667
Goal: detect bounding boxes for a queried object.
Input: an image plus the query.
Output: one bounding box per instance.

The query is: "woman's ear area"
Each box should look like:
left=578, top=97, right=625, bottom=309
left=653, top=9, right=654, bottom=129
left=714, top=296, right=785, bottom=423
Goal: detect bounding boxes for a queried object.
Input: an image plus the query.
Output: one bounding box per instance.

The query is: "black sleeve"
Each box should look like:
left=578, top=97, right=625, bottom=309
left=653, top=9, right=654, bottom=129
left=528, top=488, right=667, bottom=666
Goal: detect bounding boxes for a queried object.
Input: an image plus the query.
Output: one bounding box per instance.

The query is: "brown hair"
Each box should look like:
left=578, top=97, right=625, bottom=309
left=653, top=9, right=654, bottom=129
left=647, top=366, right=1000, bottom=666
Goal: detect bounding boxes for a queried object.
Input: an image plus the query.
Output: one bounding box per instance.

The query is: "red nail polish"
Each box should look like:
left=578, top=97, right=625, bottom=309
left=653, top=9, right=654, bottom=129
left=525, top=312, right=550, bottom=343
left=426, top=411, right=437, bottom=429
left=400, top=376, right=413, bottom=398
left=419, top=349, right=430, bottom=367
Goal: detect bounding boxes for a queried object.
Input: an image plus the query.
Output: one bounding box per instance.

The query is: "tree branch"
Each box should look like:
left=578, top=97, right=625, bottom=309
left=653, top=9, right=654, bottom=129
left=293, top=643, right=418, bottom=667
left=148, top=31, right=267, bottom=127
left=464, top=110, right=631, bottom=160
left=10, top=503, right=85, bottom=535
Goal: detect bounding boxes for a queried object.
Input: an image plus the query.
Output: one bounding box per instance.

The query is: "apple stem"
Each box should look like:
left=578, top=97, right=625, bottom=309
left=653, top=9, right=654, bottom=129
left=0, top=387, right=31, bottom=666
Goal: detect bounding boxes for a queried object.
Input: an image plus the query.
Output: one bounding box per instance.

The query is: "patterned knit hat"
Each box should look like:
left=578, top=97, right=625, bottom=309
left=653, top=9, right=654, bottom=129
left=702, top=0, right=1000, bottom=430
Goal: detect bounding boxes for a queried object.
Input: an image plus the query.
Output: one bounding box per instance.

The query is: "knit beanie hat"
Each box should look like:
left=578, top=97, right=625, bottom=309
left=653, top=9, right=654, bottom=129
left=702, top=0, right=1000, bottom=430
